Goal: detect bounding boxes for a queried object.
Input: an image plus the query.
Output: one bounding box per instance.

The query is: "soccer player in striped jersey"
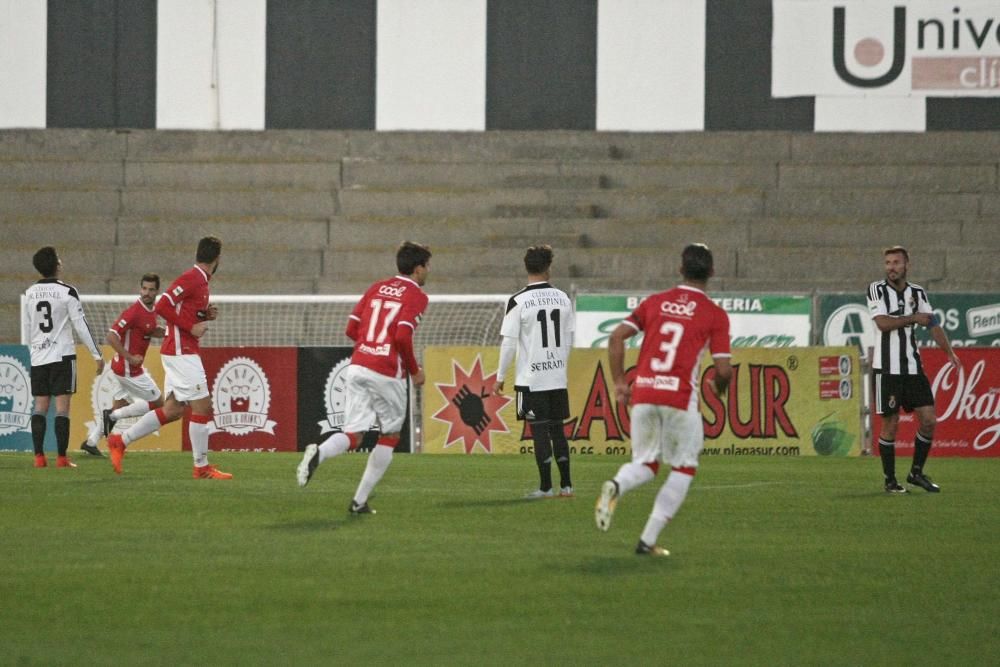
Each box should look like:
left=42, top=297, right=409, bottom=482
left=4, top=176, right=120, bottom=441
left=868, top=246, right=960, bottom=494
left=107, top=237, right=231, bottom=479
left=297, top=241, right=431, bottom=515
left=491, top=245, right=575, bottom=498
left=595, top=244, right=732, bottom=556
left=22, top=247, right=105, bottom=468
left=80, top=273, right=165, bottom=455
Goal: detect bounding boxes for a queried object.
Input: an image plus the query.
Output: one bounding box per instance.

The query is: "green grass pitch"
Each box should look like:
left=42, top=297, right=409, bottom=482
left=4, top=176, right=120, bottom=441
left=2, top=451, right=998, bottom=665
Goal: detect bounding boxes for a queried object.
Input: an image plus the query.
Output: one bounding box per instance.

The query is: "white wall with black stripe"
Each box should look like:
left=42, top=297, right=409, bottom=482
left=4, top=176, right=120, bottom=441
left=1, top=0, right=997, bottom=131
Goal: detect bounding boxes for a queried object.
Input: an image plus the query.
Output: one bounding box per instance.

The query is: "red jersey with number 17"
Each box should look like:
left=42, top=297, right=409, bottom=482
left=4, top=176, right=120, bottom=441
left=624, top=285, right=731, bottom=411
left=109, top=300, right=158, bottom=377
left=349, top=275, right=428, bottom=379
left=159, top=265, right=211, bottom=356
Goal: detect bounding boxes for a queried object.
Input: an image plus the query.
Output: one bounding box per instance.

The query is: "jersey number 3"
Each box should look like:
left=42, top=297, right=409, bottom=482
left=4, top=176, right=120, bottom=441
left=650, top=321, right=685, bottom=372
left=366, top=298, right=402, bottom=343
left=36, top=301, right=53, bottom=333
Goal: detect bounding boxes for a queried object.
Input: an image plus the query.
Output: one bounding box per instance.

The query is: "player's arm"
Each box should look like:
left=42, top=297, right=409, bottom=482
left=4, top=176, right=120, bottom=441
left=156, top=284, right=201, bottom=334
left=919, top=294, right=961, bottom=369
left=710, top=356, right=733, bottom=396
left=494, top=336, right=516, bottom=395
left=708, top=309, right=733, bottom=396
left=609, top=321, right=639, bottom=404
left=394, top=293, right=428, bottom=386
left=105, top=329, right=142, bottom=366
left=68, top=289, right=104, bottom=371
left=873, top=313, right=932, bottom=331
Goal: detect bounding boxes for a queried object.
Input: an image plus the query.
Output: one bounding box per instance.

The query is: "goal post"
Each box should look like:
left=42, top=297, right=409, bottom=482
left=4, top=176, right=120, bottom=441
left=21, top=293, right=510, bottom=349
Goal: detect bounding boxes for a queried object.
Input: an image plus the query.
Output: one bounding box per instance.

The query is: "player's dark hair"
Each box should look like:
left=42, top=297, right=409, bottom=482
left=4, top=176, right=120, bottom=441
left=32, top=246, right=59, bottom=278
left=524, top=245, right=554, bottom=275
left=141, top=273, right=160, bottom=289
left=681, top=243, right=714, bottom=281
left=396, top=241, right=432, bottom=275
left=883, top=245, right=909, bottom=262
left=196, top=236, right=223, bottom=263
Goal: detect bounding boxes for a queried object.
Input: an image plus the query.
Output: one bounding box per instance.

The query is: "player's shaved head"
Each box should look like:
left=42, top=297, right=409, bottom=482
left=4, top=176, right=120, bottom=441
left=681, top=243, right=714, bottom=281
left=524, top=245, right=554, bottom=275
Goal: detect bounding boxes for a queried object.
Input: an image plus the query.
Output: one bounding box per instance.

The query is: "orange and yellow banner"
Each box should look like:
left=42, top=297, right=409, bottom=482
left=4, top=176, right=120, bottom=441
left=421, top=346, right=863, bottom=457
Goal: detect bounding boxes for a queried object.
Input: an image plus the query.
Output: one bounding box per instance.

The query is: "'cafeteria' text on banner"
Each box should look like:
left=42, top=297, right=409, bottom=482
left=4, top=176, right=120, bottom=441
left=421, top=346, right=863, bottom=457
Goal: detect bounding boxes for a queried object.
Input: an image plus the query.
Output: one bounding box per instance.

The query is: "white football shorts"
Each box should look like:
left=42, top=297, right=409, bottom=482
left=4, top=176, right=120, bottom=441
left=343, top=364, right=408, bottom=434
left=112, top=368, right=162, bottom=403
left=161, top=354, right=210, bottom=402
left=629, top=403, right=704, bottom=469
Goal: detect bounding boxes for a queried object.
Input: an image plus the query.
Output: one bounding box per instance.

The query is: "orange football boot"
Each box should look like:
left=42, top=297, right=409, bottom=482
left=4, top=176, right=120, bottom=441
left=193, top=464, right=232, bottom=480
left=107, top=433, right=126, bottom=475
left=34, top=455, right=47, bottom=468
left=56, top=455, right=77, bottom=468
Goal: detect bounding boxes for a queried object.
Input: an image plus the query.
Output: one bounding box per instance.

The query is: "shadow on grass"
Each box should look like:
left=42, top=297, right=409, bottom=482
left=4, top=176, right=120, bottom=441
left=435, top=497, right=547, bottom=510
left=576, top=555, right=672, bottom=577
left=265, top=517, right=356, bottom=532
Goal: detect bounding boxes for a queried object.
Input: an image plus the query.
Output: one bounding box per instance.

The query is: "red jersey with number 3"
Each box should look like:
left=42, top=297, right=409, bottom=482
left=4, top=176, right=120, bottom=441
left=624, top=285, right=731, bottom=411
left=349, top=275, right=428, bottom=379
left=109, top=300, right=158, bottom=377
left=160, top=265, right=210, bottom=356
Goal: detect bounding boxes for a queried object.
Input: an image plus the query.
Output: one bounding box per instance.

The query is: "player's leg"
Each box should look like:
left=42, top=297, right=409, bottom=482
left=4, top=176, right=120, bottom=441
left=527, top=418, right=555, bottom=497
left=349, top=369, right=407, bottom=513
left=189, top=394, right=229, bottom=479
left=30, top=389, right=51, bottom=466
left=907, top=382, right=940, bottom=492
left=549, top=390, right=572, bottom=495
left=596, top=404, right=661, bottom=531
left=874, top=372, right=906, bottom=493
left=637, top=408, right=702, bottom=555
left=298, top=366, right=371, bottom=487
left=53, top=393, right=75, bottom=468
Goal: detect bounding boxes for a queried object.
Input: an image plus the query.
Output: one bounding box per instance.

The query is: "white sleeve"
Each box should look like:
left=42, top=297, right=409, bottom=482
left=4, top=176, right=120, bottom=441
left=20, top=296, right=30, bottom=345
left=918, top=291, right=933, bottom=315
left=497, top=336, right=517, bottom=382
left=867, top=283, right=888, bottom=319
left=69, top=297, right=102, bottom=360
left=500, top=297, right=520, bottom=339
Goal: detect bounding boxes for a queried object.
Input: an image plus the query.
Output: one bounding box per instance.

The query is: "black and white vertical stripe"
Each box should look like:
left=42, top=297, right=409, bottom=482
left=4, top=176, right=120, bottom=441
left=0, top=0, right=996, bottom=131
left=868, top=280, right=930, bottom=375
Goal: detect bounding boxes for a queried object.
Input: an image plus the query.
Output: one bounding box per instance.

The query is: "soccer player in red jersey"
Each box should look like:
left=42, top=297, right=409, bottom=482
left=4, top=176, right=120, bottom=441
left=297, top=241, right=431, bottom=514
left=107, top=237, right=231, bottom=479
left=81, top=273, right=165, bottom=456
left=595, top=244, right=733, bottom=556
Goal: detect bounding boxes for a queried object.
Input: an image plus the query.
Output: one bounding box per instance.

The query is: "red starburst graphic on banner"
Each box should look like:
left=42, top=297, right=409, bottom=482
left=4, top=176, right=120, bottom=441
left=432, top=356, right=513, bottom=453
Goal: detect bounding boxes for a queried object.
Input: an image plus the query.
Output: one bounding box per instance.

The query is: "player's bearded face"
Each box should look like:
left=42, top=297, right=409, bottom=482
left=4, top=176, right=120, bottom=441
left=884, top=254, right=907, bottom=283
left=139, top=282, right=158, bottom=305
left=211, top=258, right=221, bottom=275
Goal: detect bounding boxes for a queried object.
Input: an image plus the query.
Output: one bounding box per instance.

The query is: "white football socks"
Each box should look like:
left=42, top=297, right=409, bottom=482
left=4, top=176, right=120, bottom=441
left=640, top=469, right=695, bottom=547
left=123, top=409, right=162, bottom=446
left=85, top=420, right=101, bottom=447
left=111, top=400, right=153, bottom=421
left=613, top=461, right=656, bottom=495
left=189, top=420, right=210, bottom=467
left=353, top=445, right=393, bottom=505
left=318, top=432, right=351, bottom=463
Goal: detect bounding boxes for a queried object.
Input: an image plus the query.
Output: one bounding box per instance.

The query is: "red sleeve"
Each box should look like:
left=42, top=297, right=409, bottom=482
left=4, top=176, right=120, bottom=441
left=624, top=300, right=646, bottom=332
left=157, top=276, right=199, bottom=332
left=109, top=304, right=132, bottom=339
left=394, top=323, right=420, bottom=376
left=710, top=307, right=732, bottom=357
left=345, top=318, right=360, bottom=341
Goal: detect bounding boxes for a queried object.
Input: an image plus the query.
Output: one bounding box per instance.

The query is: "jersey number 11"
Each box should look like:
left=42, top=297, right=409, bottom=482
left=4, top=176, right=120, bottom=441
left=536, top=309, right=561, bottom=348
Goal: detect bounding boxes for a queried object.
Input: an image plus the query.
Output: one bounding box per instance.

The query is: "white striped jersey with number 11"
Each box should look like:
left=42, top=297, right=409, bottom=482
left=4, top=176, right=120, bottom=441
left=501, top=282, right=574, bottom=392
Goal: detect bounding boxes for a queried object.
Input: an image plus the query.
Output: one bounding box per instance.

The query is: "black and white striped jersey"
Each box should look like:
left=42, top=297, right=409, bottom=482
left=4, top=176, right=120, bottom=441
left=22, top=278, right=102, bottom=367
left=866, top=280, right=933, bottom=375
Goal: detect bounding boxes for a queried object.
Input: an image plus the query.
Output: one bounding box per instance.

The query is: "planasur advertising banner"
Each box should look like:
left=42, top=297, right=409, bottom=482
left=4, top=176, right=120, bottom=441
left=421, top=346, right=863, bottom=457
left=576, top=293, right=811, bottom=349
left=872, top=347, right=1000, bottom=458
left=773, top=0, right=1000, bottom=98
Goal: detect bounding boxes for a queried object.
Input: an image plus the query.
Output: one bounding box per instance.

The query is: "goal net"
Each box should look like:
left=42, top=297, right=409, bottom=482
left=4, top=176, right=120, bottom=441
left=48, top=294, right=508, bottom=352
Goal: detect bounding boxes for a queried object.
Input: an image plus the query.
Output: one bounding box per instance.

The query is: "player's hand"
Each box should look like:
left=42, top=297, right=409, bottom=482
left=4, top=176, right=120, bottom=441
left=191, top=321, right=210, bottom=338
left=204, top=304, right=219, bottom=321
left=493, top=380, right=505, bottom=396
left=148, top=326, right=166, bottom=339
left=614, top=379, right=631, bottom=406
left=95, top=358, right=105, bottom=375
left=412, top=368, right=426, bottom=387
left=912, top=313, right=933, bottom=327
left=709, top=377, right=728, bottom=398
left=948, top=351, right=962, bottom=372
left=127, top=353, right=143, bottom=366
